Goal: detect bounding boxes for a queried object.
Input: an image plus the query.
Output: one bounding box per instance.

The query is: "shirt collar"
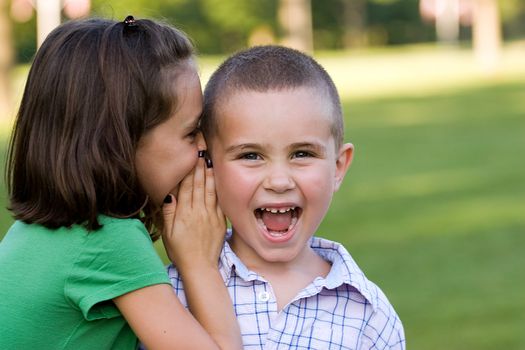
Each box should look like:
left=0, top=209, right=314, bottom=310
left=218, top=235, right=264, bottom=283
left=309, top=236, right=379, bottom=310
left=217, top=231, right=379, bottom=310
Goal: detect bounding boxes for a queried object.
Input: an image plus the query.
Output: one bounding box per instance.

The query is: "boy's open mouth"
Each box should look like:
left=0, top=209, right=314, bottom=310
left=254, top=207, right=302, bottom=237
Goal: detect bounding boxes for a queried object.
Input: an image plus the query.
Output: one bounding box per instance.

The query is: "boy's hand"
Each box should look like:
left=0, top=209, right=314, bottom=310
left=161, top=152, right=226, bottom=272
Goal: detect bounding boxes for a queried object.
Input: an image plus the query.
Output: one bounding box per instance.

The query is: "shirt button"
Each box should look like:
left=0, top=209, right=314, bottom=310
left=258, top=291, right=270, bottom=302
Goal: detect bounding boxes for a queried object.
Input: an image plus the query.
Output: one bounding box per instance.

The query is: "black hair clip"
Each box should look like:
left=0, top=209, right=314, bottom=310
left=123, top=15, right=138, bottom=27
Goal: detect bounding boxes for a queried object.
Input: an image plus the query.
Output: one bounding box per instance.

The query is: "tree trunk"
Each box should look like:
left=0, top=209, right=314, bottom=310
left=472, top=0, right=501, bottom=72
left=36, top=0, right=61, bottom=48
left=342, top=0, right=367, bottom=49
left=278, top=0, right=313, bottom=53
left=0, top=0, right=14, bottom=120
left=435, top=0, right=460, bottom=44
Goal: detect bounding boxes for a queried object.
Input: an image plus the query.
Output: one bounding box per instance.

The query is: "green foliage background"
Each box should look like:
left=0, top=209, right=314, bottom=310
left=338, top=81, right=525, bottom=349
left=10, top=0, right=525, bottom=61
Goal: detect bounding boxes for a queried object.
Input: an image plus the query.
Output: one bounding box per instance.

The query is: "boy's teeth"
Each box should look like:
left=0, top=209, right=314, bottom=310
left=261, top=207, right=294, bottom=213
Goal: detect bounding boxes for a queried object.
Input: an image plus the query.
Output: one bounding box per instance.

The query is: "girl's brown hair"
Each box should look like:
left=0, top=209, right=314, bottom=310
left=6, top=18, right=194, bottom=237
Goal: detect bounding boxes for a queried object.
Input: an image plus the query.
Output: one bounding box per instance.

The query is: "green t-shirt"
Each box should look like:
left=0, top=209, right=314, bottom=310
left=0, top=215, right=170, bottom=350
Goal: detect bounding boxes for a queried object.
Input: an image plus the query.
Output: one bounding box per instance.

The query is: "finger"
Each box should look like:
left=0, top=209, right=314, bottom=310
left=196, top=131, right=207, bottom=151
left=216, top=202, right=224, bottom=220
left=204, top=164, right=217, bottom=209
left=216, top=204, right=226, bottom=231
left=192, top=152, right=206, bottom=208
left=161, top=194, right=176, bottom=239
left=177, top=166, right=194, bottom=209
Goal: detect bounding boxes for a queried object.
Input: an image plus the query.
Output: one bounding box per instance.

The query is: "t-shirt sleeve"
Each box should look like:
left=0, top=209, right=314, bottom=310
left=65, top=218, right=170, bottom=321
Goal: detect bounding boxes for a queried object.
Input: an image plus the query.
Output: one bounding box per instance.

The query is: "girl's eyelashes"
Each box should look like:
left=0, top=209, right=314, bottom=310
left=186, top=127, right=200, bottom=139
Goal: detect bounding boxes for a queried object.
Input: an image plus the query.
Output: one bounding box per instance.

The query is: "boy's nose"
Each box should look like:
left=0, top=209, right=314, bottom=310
left=262, top=166, right=296, bottom=193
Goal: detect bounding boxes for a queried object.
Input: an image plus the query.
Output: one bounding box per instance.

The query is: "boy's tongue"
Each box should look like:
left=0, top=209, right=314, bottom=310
left=261, top=211, right=292, bottom=232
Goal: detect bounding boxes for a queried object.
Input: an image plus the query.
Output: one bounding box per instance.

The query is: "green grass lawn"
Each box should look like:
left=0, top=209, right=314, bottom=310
left=1, top=44, right=524, bottom=349
left=324, top=81, right=525, bottom=349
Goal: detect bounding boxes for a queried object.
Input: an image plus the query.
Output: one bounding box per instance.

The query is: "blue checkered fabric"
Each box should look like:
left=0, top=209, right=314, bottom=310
left=166, top=235, right=405, bottom=350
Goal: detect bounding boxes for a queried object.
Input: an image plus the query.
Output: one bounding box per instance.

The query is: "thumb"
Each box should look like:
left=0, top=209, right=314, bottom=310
left=161, top=194, right=176, bottom=239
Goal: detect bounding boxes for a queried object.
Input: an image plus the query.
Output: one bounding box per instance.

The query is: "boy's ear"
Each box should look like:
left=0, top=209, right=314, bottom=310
left=334, top=143, right=354, bottom=192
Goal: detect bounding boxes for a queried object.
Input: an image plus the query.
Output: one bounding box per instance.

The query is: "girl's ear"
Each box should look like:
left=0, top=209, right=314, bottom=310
left=334, top=143, right=354, bottom=192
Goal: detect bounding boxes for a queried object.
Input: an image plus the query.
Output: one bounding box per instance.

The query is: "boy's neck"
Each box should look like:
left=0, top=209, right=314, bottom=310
left=229, top=239, right=331, bottom=310
left=240, top=246, right=327, bottom=275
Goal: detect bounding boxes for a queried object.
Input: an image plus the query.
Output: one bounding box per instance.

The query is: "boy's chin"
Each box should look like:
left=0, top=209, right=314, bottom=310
left=256, top=247, right=304, bottom=264
left=230, top=227, right=312, bottom=267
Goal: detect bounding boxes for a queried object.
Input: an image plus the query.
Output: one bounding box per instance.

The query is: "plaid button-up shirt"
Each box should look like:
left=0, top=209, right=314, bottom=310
left=166, top=235, right=405, bottom=350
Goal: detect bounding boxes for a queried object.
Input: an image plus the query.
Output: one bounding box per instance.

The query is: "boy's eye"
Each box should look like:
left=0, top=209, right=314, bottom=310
left=293, top=150, right=313, bottom=158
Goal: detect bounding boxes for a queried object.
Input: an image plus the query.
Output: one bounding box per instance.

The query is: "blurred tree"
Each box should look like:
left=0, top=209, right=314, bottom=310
left=11, top=0, right=89, bottom=62
left=0, top=0, right=14, bottom=119
left=35, top=0, right=61, bottom=47
left=342, top=0, right=368, bottom=48
left=91, top=0, right=164, bottom=18
left=312, top=0, right=436, bottom=49
left=8, top=0, right=525, bottom=60
left=199, top=0, right=276, bottom=53
left=310, top=0, right=344, bottom=50
left=12, top=15, right=36, bottom=62
left=435, top=0, right=460, bottom=43
left=472, top=0, right=501, bottom=72
left=278, top=0, right=313, bottom=52
left=368, top=0, right=434, bottom=45
left=499, top=0, right=525, bottom=39
left=63, top=0, right=91, bottom=18
left=91, top=0, right=277, bottom=53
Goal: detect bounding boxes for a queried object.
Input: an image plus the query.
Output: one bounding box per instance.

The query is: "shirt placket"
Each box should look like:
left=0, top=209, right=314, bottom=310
left=250, top=281, right=281, bottom=350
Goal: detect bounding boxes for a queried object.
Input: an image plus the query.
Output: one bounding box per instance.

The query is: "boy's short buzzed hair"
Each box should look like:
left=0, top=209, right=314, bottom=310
left=202, top=45, right=344, bottom=149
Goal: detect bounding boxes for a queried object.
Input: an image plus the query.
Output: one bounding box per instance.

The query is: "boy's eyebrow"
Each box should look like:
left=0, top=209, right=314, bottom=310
left=224, top=143, right=262, bottom=154
left=288, top=142, right=326, bottom=154
left=224, top=142, right=327, bottom=155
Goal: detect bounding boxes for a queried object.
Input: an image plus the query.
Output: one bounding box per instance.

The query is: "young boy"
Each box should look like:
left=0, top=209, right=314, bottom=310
left=168, top=45, right=405, bottom=349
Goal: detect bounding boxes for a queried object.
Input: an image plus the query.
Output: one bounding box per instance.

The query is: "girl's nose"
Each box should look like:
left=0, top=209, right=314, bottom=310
left=196, top=131, right=207, bottom=151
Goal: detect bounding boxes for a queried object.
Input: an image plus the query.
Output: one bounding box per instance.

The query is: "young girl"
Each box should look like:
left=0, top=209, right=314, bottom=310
left=0, top=17, right=241, bottom=349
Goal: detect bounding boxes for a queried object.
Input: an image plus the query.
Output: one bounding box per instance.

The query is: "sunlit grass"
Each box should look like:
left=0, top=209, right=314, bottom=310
left=200, top=41, right=525, bottom=100
left=320, top=40, right=525, bottom=99
left=322, top=80, right=525, bottom=349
